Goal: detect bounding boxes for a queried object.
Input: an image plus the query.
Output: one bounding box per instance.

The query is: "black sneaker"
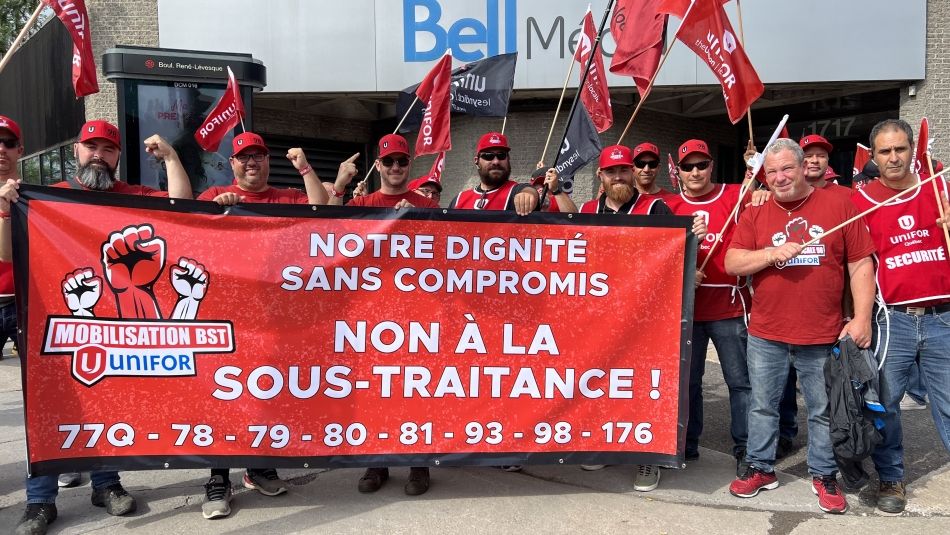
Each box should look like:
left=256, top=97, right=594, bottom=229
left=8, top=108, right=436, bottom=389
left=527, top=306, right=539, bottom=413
left=90, top=483, right=137, bottom=516
left=358, top=467, right=389, bottom=493
left=877, top=480, right=907, bottom=514
left=405, top=467, right=430, bottom=496
left=15, top=503, right=57, bottom=535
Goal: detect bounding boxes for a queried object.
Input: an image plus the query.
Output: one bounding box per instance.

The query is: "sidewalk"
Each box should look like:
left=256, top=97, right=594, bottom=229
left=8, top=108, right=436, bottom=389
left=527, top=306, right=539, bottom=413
left=1, top=347, right=948, bottom=534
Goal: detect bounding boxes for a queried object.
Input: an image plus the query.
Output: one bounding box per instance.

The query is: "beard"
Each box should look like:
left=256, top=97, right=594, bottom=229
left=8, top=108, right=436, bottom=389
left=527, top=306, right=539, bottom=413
left=76, top=160, right=116, bottom=190
left=478, top=165, right=510, bottom=189
left=606, top=182, right=634, bottom=204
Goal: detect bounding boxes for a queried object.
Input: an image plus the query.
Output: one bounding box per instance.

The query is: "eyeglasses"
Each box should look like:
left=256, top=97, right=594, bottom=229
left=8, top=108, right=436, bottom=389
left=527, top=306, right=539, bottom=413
left=0, top=138, right=19, bottom=149
left=634, top=159, right=659, bottom=169
left=679, top=160, right=712, bottom=172
left=479, top=151, right=509, bottom=161
left=417, top=188, right=440, bottom=198
left=234, top=153, right=267, bottom=163
left=380, top=156, right=410, bottom=167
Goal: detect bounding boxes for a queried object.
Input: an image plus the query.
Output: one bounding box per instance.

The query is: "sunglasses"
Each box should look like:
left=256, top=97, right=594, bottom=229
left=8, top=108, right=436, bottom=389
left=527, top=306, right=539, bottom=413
left=679, top=160, right=712, bottom=172
left=479, top=151, right=509, bottom=161
left=380, top=156, right=410, bottom=167
left=0, top=138, right=19, bottom=149
left=634, top=159, right=659, bottom=169
left=234, top=153, right=267, bottom=163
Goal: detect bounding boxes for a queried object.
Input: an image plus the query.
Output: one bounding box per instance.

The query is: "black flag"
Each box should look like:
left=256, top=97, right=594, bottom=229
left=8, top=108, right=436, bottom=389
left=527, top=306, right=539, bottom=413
left=397, top=53, right=518, bottom=132
left=553, top=104, right=603, bottom=194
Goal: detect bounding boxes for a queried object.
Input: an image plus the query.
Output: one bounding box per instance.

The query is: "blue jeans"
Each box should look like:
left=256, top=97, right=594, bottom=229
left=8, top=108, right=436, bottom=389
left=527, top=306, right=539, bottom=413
left=686, top=316, right=750, bottom=457
left=745, top=335, right=837, bottom=476
left=26, top=471, right=120, bottom=504
left=779, top=368, right=799, bottom=440
left=905, top=358, right=928, bottom=403
left=0, top=302, right=17, bottom=349
left=871, top=308, right=950, bottom=481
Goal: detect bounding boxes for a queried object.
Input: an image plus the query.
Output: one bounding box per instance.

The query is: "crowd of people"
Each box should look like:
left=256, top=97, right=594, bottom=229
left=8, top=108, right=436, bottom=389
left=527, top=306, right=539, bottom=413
left=0, top=114, right=948, bottom=534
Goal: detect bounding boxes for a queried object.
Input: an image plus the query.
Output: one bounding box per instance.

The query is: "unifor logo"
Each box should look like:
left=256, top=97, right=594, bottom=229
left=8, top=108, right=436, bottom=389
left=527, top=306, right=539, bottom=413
left=87, top=126, right=95, bottom=133
left=898, top=215, right=915, bottom=231
left=722, top=30, right=737, bottom=54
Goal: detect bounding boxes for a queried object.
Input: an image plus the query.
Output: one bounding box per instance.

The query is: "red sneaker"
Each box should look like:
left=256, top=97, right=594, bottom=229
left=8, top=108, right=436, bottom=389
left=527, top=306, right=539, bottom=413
left=729, top=467, right=779, bottom=498
left=812, top=476, right=848, bottom=514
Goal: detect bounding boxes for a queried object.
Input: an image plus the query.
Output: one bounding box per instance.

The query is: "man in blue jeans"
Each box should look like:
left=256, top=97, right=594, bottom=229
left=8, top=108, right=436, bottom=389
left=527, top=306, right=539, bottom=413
left=852, top=118, right=950, bottom=514
left=725, top=138, right=876, bottom=514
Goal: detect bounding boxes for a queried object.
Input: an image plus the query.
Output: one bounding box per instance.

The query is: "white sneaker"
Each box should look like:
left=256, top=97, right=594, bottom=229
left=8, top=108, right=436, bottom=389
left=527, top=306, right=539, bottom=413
left=633, top=464, right=660, bottom=492
left=899, top=393, right=927, bottom=411
left=580, top=465, right=607, bottom=471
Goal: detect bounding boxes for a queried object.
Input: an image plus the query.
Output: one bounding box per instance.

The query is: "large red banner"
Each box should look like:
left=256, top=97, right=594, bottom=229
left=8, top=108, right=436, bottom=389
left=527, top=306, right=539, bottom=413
left=14, top=187, right=695, bottom=475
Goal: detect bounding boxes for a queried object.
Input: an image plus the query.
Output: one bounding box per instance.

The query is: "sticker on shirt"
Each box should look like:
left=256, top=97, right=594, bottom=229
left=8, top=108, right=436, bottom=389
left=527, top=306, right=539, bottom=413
left=770, top=217, right=825, bottom=269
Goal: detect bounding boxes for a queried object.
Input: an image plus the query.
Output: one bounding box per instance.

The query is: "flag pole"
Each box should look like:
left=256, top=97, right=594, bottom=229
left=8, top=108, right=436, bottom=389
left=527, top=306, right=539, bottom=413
left=735, top=0, right=754, bottom=142
left=539, top=40, right=579, bottom=166
left=0, top=3, right=45, bottom=76
left=540, top=0, right=617, bottom=207
left=501, top=116, right=508, bottom=135
left=926, top=152, right=950, bottom=256
left=356, top=96, right=421, bottom=186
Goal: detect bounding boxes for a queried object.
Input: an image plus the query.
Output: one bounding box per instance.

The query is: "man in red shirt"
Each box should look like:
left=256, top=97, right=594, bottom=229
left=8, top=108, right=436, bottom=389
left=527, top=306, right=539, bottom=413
left=725, top=138, right=875, bottom=514
left=853, top=119, right=950, bottom=514
left=0, top=118, right=193, bottom=535
left=665, top=139, right=751, bottom=475
left=330, top=134, right=439, bottom=209
left=198, top=132, right=328, bottom=206
left=579, top=145, right=672, bottom=216
left=448, top=132, right=539, bottom=214
left=632, top=141, right=677, bottom=204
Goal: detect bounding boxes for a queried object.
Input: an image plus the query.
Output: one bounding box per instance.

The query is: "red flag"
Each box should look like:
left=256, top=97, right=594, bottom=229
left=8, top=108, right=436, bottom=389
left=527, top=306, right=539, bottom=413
left=662, top=0, right=763, bottom=124
left=576, top=10, right=613, bottom=132
left=609, top=0, right=666, bottom=97
left=42, top=0, right=99, bottom=97
left=853, top=143, right=871, bottom=178
left=667, top=153, right=679, bottom=191
left=659, top=0, right=731, bottom=19
left=428, top=151, right=446, bottom=183
left=914, top=117, right=932, bottom=178
left=415, top=54, right=453, bottom=157
left=194, top=67, right=245, bottom=152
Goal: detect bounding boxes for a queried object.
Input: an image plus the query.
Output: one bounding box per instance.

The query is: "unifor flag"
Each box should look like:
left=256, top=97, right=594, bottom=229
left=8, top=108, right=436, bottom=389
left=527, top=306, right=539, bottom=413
left=914, top=117, right=933, bottom=178
left=420, top=151, right=446, bottom=187
left=660, top=0, right=763, bottom=124
left=609, top=0, right=666, bottom=97
left=194, top=67, right=245, bottom=152
left=414, top=54, right=453, bottom=157
left=396, top=53, right=517, bottom=132
left=42, top=0, right=99, bottom=97
left=553, top=105, right=603, bottom=194
left=576, top=9, right=612, bottom=132
left=853, top=143, right=871, bottom=177
left=667, top=153, right=679, bottom=191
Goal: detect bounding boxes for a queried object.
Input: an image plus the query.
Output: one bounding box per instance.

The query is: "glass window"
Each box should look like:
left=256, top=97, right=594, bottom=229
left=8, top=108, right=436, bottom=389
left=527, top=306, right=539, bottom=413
left=62, top=146, right=76, bottom=181
left=21, top=155, right=40, bottom=184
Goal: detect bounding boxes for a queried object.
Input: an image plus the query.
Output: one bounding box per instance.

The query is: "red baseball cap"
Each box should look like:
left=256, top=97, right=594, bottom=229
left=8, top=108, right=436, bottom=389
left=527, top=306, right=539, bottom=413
left=79, top=120, right=121, bottom=147
left=379, top=134, right=410, bottom=158
left=599, top=145, right=634, bottom=169
left=800, top=134, right=833, bottom=154
left=530, top=167, right=548, bottom=186
left=476, top=132, right=510, bottom=153
left=633, top=142, right=660, bottom=159
left=408, top=175, right=442, bottom=192
left=232, top=132, right=268, bottom=155
left=678, top=139, right=711, bottom=162
left=823, top=166, right=840, bottom=180
left=0, top=115, right=21, bottom=141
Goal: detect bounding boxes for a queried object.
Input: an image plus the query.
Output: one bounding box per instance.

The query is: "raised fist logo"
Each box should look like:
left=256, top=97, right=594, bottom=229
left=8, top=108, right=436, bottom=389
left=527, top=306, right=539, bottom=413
left=100, top=224, right=166, bottom=319
left=171, top=257, right=209, bottom=301
left=786, top=217, right=808, bottom=244
left=62, top=268, right=102, bottom=317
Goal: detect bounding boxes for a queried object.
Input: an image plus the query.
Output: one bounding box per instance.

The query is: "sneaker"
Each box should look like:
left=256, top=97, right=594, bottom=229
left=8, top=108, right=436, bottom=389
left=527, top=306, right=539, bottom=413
left=243, top=469, right=287, bottom=496
left=14, top=503, right=57, bottom=535
left=580, top=465, right=607, bottom=471
left=877, top=480, right=907, bottom=514
left=899, top=393, right=928, bottom=411
left=812, top=475, right=848, bottom=514
left=404, top=467, right=430, bottom=496
left=729, top=466, right=778, bottom=498
left=685, top=450, right=700, bottom=461
left=202, top=475, right=233, bottom=519
left=57, top=472, right=81, bottom=488
left=90, top=483, right=137, bottom=516
left=499, top=465, right=523, bottom=472
left=633, top=464, right=660, bottom=492
left=358, top=467, right=389, bottom=493
left=776, top=437, right=796, bottom=459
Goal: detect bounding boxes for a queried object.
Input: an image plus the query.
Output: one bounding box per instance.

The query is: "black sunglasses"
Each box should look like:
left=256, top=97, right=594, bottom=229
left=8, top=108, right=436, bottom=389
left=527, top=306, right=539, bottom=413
left=679, top=160, right=712, bottom=172
left=479, top=151, right=509, bottom=161
left=0, top=138, right=19, bottom=149
left=380, top=156, right=410, bottom=167
left=234, top=153, right=267, bottom=163
left=634, top=159, right=660, bottom=169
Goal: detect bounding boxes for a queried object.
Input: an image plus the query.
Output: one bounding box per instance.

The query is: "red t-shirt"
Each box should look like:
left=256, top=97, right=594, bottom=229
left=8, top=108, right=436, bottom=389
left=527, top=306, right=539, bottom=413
left=820, top=182, right=853, bottom=200
left=347, top=190, right=440, bottom=208
left=729, top=187, right=875, bottom=345
left=666, top=184, right=746, bottom=322
left=643, top=189, right=678, bottom=204
left=53, top=180, right=168, bottom=197
left=198, top=185, right=308, bottom=204
left=0, top=260, right=13, bottom=296
left=852, top=179, right=950, bottom=306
